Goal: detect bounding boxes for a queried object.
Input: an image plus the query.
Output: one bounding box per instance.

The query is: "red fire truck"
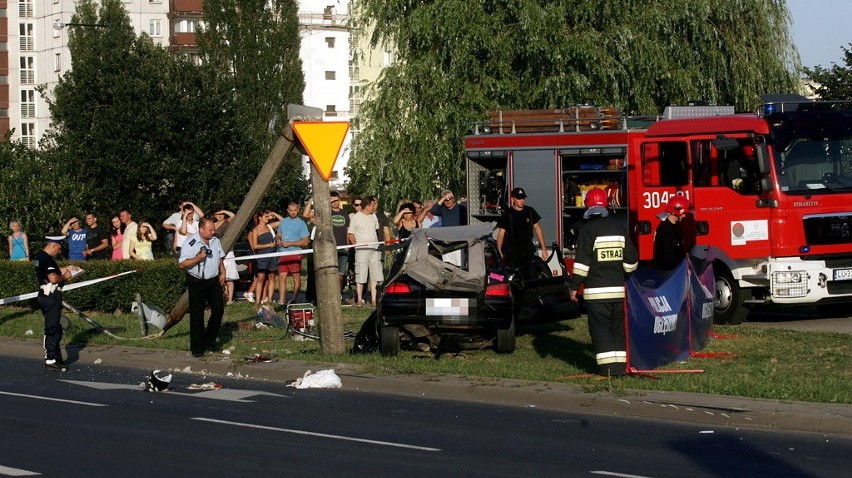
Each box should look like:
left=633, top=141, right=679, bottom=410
left=464, top=95, right=852, bottom=324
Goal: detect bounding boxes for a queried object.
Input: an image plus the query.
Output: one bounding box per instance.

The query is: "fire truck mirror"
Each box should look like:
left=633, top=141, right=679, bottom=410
left=759, top=177, right=775, bottom=195
left=711, top=135, right=739, bottom=151
left=756, top=143, right=772, bottom=176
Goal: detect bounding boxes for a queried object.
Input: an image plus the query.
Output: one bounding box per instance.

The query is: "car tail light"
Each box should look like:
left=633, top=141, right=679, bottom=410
left=384, top=282, right=412, bottom=294
left=485, top=283, right=511, bottom=297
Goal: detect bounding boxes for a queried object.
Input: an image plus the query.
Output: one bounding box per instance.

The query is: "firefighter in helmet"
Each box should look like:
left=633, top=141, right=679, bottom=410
left=568, top=187, right=638, bottom=377
left=726, top=144, right=760, bottom=193
left=653, top=195, right=692, bottom=270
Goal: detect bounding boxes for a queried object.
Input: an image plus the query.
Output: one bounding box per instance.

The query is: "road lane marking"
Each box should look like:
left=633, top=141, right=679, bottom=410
left=192, top=417, right=441, bottom=452
left=0, top=464, right=40, bottom=476
left=591, top=471, right=652, bottom=478
left=60, top=380, right=139, bottom=391
left=0, top=391, right=106, bottom=407
left=61, top=380, right=286, bottom=403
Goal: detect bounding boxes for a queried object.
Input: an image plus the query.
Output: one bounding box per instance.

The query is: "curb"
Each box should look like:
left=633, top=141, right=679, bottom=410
left=2, top=337, right=850, bottom=436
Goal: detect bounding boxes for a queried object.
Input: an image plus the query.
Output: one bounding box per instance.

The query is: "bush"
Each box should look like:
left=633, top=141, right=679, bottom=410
left=0, top=259, right=185, bottom=313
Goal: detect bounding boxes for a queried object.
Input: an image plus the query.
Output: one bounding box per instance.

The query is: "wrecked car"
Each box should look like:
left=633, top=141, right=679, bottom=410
left=376, top=222, right=578, bottom=356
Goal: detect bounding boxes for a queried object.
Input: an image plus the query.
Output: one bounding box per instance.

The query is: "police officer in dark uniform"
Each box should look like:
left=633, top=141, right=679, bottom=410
left=568, top=188, right=638, bottom=377
left=35, top=236, right=81, bottom=371
left=178, top=217, right=226, bottom=357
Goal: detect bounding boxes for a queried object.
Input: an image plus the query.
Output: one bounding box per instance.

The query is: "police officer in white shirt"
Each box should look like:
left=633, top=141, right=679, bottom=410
left=178, top=218, right=226, bottom=357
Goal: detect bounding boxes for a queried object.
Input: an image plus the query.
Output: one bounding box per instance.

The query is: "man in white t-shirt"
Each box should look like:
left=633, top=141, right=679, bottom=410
left=347, top=196, right=382, bottom=307
left=162, top=200, right=204, bottom=255
left=420, top=200, right=442, bottom=228
left=119, top=210, right=139, bottom=260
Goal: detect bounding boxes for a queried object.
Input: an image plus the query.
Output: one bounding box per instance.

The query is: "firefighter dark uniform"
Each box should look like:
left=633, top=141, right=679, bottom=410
left=496, top=187, right=548, bottom=278
left=568, top=205, right=638, bottom=376
left=178, top=223, right=226, bottom=357
left=653, top=196, right=691, bottom=270
left=35, top=237, right=73, bottom=371
left=652, top=216, right=683, bottom=270
left=497, top=206, right=542, bottom=271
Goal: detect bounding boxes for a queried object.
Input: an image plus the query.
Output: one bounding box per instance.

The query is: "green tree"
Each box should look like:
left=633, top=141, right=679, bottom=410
left=0, top=135, right=86, bottom=245
left=805, top=43, right=852, bottom=100
left=39, top=0, right=261, bottom=231
left=196, top=0, right=309, bottom=206
left=350, top=0, right=800, bottom=206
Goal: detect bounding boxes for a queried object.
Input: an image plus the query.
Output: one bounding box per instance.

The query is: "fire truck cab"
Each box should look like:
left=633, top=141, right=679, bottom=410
left=464, top=95, right=852, bottom=324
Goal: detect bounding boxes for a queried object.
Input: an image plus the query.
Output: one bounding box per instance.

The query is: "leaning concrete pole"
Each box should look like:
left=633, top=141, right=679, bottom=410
left=165, top=124, right=297, bottom=327
left=309, top=163, right=345, bottom=354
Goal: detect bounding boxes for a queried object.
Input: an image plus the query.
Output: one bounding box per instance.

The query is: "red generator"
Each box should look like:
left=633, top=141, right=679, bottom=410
left=286, top=303, right=315, bottom=340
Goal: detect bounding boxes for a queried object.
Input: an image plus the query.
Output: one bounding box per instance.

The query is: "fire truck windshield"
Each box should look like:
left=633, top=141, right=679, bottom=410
left=777, top=137, right=852, bottom=194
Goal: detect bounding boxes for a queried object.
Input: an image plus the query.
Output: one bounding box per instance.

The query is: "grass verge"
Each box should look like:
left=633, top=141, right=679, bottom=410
left=1, top=302, right=849, bottom=404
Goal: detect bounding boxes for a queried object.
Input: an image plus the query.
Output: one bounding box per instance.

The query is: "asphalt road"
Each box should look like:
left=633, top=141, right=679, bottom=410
left=745, top=305, right=852, bottom=333
left=1, top=354, right=850, bottom=478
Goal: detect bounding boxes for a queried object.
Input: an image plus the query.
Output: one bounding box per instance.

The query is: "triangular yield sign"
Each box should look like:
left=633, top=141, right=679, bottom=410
left=292, top=121, right=350, bottom=181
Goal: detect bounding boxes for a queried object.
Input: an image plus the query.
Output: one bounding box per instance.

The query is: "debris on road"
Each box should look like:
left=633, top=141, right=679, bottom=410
left=188, top=382, right=222, bottom=390
left=288, top=369, right=342, bottom=389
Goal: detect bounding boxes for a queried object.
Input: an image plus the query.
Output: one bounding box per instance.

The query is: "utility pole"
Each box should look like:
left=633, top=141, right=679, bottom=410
left=309, top=164, right=345, bottom=353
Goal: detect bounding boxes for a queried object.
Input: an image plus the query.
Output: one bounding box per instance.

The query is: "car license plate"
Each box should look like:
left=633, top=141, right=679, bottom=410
left=833, top=268, right=852, bottom=281
left=426, top=298, right=471, bottom=316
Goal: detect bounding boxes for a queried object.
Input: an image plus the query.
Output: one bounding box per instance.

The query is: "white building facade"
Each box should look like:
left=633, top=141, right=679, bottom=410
left=2, top=0, right=378, bottom=191
left=3, top=0, right=169, bottom=148
left=297, top=0, right=353, bottom=189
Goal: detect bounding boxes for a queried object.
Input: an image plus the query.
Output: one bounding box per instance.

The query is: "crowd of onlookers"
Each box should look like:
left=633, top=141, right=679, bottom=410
left=6, top=210, right=157, bottom=263
left=5, top=190, right=466, bottom=307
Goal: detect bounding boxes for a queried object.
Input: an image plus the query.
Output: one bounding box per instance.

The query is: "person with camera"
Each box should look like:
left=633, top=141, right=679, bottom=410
left=178, top=217, right=226, bottom=357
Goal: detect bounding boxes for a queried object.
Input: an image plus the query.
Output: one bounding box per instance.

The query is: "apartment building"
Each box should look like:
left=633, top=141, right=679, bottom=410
left=1, top=0, right=369, bottom=190
left=296, top=1, right=352, bottom=187
left=0, top=0, right=169, bottom=148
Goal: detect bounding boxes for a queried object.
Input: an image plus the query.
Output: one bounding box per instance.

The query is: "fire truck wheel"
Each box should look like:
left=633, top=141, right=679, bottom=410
left=380, top=325, right=401, bottom=357
left=714, top=269, right=748, bottom=325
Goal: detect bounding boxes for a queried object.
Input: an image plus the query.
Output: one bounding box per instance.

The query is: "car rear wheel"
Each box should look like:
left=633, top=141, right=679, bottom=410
left=495, top=318, right=516, bottom=354
left=380, top=326, right=400, bottom=357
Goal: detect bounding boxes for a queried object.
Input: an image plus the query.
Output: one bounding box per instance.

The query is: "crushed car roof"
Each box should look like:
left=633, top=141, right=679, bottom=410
left=393, top=223, right=497, bottom=293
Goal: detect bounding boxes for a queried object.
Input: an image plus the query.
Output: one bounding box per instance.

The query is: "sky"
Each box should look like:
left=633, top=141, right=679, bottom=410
left=787, top=0, right=850, bottom=68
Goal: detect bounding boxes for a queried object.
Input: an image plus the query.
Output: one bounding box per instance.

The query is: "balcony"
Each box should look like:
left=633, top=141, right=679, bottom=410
left=0, top=85, right=9, bottom=110
left=171, top=32, right=197, bottom=47
left=172, top=0, right=203, bottom=14
left=298, top=11, right=349, bottom=27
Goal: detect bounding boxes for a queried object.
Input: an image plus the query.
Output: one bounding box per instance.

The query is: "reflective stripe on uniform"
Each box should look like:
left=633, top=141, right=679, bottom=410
left=596, top=350, right=627, bottom=365
left=624, top=261, right=638, bottom=273
left=583, top=286, right=625, bottom=301
left=572, top=262, right=589, bottom=277
left=593, top=236, right=626, bottom=248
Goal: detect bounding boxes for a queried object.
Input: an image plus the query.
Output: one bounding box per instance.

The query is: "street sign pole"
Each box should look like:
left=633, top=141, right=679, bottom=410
left=292, top=120, right=351, bottom=354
